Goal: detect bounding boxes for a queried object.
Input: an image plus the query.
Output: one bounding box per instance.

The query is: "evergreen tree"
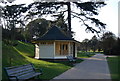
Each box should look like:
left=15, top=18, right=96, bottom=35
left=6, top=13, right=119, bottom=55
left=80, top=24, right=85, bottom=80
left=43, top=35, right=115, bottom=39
left=27, top=1, right=106, bottom=37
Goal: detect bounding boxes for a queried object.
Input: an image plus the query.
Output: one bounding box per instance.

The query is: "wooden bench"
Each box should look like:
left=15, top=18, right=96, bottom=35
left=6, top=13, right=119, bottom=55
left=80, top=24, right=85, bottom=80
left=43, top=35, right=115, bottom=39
left=66, top=55, right=76, bottom=63
left=4, top=63, right=43, bottom=81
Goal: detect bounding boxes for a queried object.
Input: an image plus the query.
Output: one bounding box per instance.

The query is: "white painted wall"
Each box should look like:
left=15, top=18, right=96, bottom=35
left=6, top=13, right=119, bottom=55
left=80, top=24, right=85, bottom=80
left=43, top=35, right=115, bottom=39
left=35, top=44, right=40, bottom=59
left=75, top=44, right=77, bottom=57
left=34, top=41, right=78, bottom=59
left=68, top=42, right=71, bottom=55
left=39, top=44, right=54, bottom=59
left=70, top=44, right=73, bottom=56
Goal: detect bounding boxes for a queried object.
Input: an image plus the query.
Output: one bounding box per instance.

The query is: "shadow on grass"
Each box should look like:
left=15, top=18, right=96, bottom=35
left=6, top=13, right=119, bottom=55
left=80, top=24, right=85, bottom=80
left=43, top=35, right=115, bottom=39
left=44, top=59, right=84, bottom=67
left=2, top=40, right=84, bottom=80
left=35, top=59, right=84, bottom=80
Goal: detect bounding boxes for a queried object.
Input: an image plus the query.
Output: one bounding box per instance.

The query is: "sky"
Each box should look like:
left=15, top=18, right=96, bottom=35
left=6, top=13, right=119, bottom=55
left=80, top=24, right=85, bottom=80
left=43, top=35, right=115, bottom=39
left=1, top=0, right=119, bottom=42
left=72, top=0, right=119, bottom=42
left=119, top=1, right=120, bottom=38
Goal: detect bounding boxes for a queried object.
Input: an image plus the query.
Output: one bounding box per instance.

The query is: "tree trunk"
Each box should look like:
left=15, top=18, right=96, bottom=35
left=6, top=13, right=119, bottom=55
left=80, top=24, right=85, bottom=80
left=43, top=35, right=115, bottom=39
left=67, top=2, right=72, bottom=38
left=11, top=22, right=15, bottom=41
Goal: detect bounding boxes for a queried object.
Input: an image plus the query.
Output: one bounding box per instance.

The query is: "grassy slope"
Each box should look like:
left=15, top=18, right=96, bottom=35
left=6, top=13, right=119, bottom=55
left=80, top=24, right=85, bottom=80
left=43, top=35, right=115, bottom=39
left=0, top=41, right=2, bottom=81
left=3, top=41, right=83, bottom=80
left=107, top=56, right=120, bottom=80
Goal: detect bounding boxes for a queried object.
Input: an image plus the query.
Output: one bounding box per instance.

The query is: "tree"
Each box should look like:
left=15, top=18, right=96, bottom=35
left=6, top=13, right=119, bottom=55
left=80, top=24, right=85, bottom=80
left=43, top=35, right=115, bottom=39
left=100, top=32, right=116, bottom=55
left=0, top=0, right=16, bottom=3
left=25, top=18, right=51, bottom=41
left=53, top=13, right=68, bottom=31
left=25, top=16, right=71, bottom=41
left=27, top=1, right=106, bottom=37
left=51, top=13, right=75, bottom=36
left=111, top=37, right=120, bottom=55
left=89, top=35, right=98, bottom=52
left=97, top=40, right=103, bottom=52
left=1, top=1, right=106, bottom=42
left=82, top=39, right=90, bottom=52
left=1, top=4, right=28, bottom=42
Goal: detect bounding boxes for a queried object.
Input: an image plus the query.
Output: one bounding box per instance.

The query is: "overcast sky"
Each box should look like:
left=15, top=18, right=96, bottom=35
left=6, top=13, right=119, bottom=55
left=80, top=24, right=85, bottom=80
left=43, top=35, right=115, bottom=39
left=118, top=1, right=120, bottom=37
left=72, top=0, right=119, bottom=42
left=1, top=0, right=119, bottom=41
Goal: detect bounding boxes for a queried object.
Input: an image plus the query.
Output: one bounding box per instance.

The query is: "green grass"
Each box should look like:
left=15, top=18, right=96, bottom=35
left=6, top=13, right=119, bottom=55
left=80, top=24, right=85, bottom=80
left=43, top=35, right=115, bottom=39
left=107, top=56, right=120, bottom=80
left=0, top=41, right=2, bottom=81
left=2, top=40, right=83, bottom=80
left=77, top=51, right=96, bottom=58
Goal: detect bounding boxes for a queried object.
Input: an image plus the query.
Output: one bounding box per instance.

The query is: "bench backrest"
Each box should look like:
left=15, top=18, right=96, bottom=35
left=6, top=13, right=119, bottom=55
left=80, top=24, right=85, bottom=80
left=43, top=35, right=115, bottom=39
left=4, top=63, right=35, bottom=77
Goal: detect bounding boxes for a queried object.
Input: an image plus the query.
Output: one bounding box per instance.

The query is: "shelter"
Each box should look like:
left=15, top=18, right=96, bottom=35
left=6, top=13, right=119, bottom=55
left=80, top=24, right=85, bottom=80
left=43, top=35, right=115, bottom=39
left=33, top=26, right=79, bottom=59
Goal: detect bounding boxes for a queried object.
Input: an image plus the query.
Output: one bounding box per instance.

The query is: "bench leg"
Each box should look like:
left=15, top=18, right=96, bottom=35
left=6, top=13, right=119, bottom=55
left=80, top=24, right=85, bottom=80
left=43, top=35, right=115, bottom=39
left=35, top=75, right=40, bottom=79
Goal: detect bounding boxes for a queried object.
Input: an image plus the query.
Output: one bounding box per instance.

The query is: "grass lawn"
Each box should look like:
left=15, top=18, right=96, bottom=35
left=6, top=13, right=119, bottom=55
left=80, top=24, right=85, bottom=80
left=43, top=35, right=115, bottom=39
left=2, top=41, right=83, bottom=80
left=107, top=56, right=120, bottom=80
left=77, top=51, right=96, bottom=58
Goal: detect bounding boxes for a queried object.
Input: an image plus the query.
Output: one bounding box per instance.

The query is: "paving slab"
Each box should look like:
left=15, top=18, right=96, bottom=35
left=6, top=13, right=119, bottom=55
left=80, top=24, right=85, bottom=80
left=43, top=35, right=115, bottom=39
left=53, top=54, right=111, bottom=79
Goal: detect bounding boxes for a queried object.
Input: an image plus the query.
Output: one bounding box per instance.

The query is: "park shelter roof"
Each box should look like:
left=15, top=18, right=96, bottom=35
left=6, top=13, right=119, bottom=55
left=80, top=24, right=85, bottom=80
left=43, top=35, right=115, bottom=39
left=36, top=26, right=74, bottom=41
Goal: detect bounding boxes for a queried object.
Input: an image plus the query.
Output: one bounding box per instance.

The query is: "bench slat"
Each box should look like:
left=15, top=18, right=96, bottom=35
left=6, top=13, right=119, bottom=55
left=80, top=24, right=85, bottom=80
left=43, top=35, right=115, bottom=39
left=4, top=63, right=42, bottom=81
left=11, top=69, right=35, bottom=76
left=6, top=64, right=33, bottom=73
left=18, top=72, right=41, bottom=79
left=7, top=67, right=34, bottom=75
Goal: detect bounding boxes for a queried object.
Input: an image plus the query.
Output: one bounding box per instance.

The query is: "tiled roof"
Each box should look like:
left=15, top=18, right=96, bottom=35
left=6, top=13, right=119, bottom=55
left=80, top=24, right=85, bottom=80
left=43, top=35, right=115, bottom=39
left=36, top=26, right=74, bottom=40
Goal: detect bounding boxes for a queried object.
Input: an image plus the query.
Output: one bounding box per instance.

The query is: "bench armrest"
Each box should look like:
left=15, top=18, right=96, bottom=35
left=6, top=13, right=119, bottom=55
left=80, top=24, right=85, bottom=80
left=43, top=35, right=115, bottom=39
left=35, top=68, right=43, bottom=74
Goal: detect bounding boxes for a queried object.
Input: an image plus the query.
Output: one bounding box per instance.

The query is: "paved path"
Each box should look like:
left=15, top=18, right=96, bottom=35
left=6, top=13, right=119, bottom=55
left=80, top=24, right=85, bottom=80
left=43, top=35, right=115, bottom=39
left=54, top=54, right=111, bottom=79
